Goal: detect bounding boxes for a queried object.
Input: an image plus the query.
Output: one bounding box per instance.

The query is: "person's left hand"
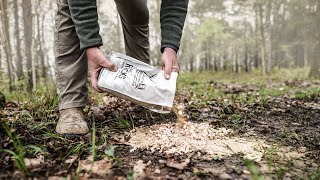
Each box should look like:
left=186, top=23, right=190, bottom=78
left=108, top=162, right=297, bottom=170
left=161, top=47, right=179, bottom=80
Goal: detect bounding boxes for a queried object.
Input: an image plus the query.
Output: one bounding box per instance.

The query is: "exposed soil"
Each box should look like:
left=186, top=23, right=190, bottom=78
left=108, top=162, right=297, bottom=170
left=0, top=80, right=319, bottom=179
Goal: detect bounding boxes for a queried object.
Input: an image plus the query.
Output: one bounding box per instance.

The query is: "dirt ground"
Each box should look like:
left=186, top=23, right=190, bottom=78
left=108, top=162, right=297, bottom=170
left=0, top=76, right=319, bottom=179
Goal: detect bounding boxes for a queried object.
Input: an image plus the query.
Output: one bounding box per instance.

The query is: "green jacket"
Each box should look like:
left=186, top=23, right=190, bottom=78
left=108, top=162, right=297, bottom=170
left=68, top=0, right=189, bottom=53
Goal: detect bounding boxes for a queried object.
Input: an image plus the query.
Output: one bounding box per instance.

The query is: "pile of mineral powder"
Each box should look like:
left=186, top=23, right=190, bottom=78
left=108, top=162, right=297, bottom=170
left=127, top=122, right=264, bottom=161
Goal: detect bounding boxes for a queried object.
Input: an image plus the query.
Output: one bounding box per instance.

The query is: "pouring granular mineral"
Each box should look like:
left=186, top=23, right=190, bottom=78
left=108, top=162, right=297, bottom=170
left=97, top=52, right=178, bottom=114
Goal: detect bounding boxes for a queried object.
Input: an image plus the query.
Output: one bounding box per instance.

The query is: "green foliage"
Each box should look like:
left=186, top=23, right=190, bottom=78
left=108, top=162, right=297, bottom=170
left=229, top=114, right=243, bottom=125
left=114, top=114, right=131, bottom=129
left=294, top=87, right=320, bottom=100
left=104, top=145, right=115, bottom=159
left=264, top=146, right=279, bottom=167
left=309, top=170, right=320, bottom=180
left=126, top=171, right=134, bottom=180
left=196, top=18, right=230, bottom=42
left=0, top=122, right=29, bottom=175
left=244, top=160, right=263, bottom=180
left=258, top=87, right=289, bottom=97
left=27, top=145, right=44, bottom=156
left=65, top=142, right=86, bottom=159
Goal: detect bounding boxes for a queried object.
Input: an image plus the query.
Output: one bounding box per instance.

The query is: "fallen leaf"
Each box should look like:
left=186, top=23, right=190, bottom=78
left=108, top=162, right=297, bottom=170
left=219, top=173, right=232, bottom=180
left=193, top=166, right=226, bottom=176
left=48, top=176, right=65, bottom=180
left=297, top=146, right=307, bottom=153
left=104, top=145, right=115, bottom=159
left=65, top=155, right=77, bottom=164
left=166, top=159, right=190, bottom=170
left=91, top=106, right=105, bottom=121
left=133, top=160, right=146, bottom=179
left=292, top=160, right=305, bottom=168
left=102, top=96, right=117, bottom=105
left=154, top=169, right=161, bottom=174
left=24, top=155, right=44, bottom=169
left=78, top=157, right=112, bottom=177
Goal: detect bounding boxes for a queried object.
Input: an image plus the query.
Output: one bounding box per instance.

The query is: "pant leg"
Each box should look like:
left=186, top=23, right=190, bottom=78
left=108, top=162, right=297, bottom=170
left=54, top=0, right=89, bottom=110
left=114, top=0, right=150, bottom=64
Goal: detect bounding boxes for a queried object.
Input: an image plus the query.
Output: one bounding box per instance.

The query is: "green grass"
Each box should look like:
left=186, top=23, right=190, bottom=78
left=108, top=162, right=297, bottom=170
left=294, top=87, right=320, bottom=100
left=178, top=68, right=309, bottom=87
left=244, top=160, right=263, bottom=180
left=0, top=122, right=29, bottom=175
left=0, top=68, right=318, bottom=178
left=114, top=113, right=132, bottom=129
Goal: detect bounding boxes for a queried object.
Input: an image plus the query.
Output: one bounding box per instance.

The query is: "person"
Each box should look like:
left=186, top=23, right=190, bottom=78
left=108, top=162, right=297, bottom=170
left=54, top=0, right=189, bottom=135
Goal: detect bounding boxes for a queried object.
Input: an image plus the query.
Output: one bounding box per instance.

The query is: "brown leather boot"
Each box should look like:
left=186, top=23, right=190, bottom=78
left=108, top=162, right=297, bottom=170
left=56, top=108, right=89, bottom=135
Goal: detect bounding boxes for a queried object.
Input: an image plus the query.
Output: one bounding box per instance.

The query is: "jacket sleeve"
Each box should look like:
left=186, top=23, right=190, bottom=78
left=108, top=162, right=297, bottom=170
left=68, top=0, right=103, bottom=50
left=160, top=0, right=189, bottom=53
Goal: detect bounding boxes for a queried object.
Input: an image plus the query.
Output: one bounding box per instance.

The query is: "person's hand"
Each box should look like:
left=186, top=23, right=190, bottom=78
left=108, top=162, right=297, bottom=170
left=161, top=47, right=179, bottom=80
left=86, top=47, right=118, bottom=92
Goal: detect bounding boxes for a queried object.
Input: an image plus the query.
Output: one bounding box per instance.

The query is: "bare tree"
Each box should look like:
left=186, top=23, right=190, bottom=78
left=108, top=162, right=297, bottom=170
left=22, top=0, right=33, bottom=92
left=308, top=0, right=320, bottom=78
left=13, top=0, right=23, bottom=82
left=35, top=0, right=46, bottom=83
left=0, top=0, right=14, bottom=91
left=257, top=1, right=267, bottom=75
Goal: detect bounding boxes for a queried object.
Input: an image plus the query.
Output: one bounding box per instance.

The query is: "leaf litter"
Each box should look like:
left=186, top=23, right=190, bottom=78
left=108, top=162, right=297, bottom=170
left=1, top=79, right=320, bottom=179
left=77, top=155, right=112, bottom=177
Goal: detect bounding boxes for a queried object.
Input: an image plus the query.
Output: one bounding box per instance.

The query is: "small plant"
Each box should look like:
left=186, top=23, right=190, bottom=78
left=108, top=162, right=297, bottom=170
left=126, top=170, right=134, bottom=180
left=229, top=113, right=243, bottom=125
left=90, top=119, right=97, bottom=176
left=244, top=160, right=263, bottom=180
left=0, top=122, right=29, bottom=175
left=27, top=145, right=45, bottom=156
left=294, top=87, right=320, bottom=100
left=309, top=169, right=320, bottom=180
left=64, top=142, right=86, bottom=159
left=115, top=114, right=131, bottom=129
left=104, top=145, right=115, bottom=159
left=264, top=146, right=279, bottom=168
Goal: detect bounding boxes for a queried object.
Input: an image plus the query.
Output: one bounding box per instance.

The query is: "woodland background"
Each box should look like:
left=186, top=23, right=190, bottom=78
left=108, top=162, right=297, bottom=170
left=1, top=0, right=320, bottom=179
left=0, top=0, right=320, bottom=93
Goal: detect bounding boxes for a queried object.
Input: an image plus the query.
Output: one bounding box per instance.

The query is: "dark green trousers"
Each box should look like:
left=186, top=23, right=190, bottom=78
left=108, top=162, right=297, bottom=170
left=54, top=0, right=149, bottom=110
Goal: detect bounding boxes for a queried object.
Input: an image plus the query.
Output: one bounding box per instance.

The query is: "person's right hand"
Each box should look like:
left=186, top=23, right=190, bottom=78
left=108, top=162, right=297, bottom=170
left=86, top=47, right=118, bottom=92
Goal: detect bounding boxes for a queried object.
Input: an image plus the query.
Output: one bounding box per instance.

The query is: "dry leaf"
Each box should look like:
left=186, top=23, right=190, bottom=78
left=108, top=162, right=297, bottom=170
left=24, top=155, right=44, bottom=169
left=133, top=160, right=146, bottom=179
left=78, top=157, right=112, bottom=177
left=65, top=155, right=77, bottom=164
left=166, top=159, right=190, bottom=170
left=103, top=96, right=117, bottom=105
left=193, top=166, right=226, bottom=176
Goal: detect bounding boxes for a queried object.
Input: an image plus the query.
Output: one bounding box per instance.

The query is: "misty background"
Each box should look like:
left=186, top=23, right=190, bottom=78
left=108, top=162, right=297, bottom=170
left=0, top=0, right=320, bottom=92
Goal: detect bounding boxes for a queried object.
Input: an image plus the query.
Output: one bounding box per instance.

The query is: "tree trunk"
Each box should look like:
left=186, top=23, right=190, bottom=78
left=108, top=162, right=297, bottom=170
left=254, top=3, right=260, bottom=69
left=258, top=2, right=267, bottom=75
left=243, top=20, right=249, bottom=72
left=36, top=1, right=46, bottom=83
left=303, top=31, right=309, bottom=68
left=235, top=50, right=239, bottom=73
left=22, top=0, right=33, bottom=92
left=265, top=0, right=272, bottom=73
left=0, top=45, right=2, bottom=71
left=189, top=54, right=194, bottom=72
left=13, top=0, right=23, bottom=82
left=0, top=0, right=14, bottom=91
left=308, top=1, right=320, bottom=78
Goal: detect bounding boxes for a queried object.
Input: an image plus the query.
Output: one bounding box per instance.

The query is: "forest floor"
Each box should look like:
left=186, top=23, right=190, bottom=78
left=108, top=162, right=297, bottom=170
left=0, top=69, right=320, bottom=179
